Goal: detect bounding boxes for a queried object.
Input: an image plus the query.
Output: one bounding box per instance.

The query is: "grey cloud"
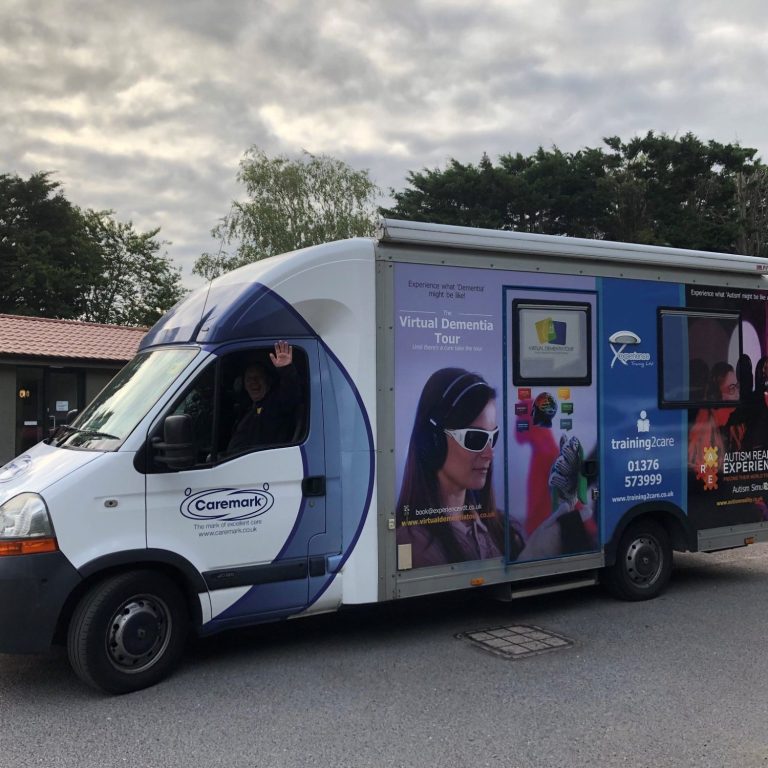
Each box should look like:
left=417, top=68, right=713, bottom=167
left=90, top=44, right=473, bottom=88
left=5, top=0, right=768, bottom=286
left=141, top=0, right=255, bottom=44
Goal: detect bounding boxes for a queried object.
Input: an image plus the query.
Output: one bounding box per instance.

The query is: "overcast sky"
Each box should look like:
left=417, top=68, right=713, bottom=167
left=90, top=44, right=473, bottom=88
left=4, top=0, right=768, bottom=287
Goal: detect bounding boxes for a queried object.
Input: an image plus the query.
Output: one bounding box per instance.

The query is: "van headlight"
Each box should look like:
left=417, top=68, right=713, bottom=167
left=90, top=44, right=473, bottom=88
left=0, top=493, right=54, bottom=539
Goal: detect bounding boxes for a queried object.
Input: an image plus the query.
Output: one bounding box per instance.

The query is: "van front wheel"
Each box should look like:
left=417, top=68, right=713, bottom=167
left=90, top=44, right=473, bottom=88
left=67, top=570, right=188, bottom=694
left=603, top=519, right=672, bottom=601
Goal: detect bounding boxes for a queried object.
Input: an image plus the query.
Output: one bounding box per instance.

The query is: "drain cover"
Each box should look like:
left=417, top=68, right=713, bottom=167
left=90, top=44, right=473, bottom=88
left=458, top=624, right=573, bottom=659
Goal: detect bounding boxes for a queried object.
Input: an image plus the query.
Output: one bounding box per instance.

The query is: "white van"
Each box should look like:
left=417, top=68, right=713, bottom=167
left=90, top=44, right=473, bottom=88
left=2, top=219, right=768, bottom=693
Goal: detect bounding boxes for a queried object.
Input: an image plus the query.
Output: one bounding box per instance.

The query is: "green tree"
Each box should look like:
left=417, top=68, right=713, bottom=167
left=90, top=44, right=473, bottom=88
left=0, top=172, right=100, bottom=318
left=733, top=167, right=768, bottom=258
left=194, top=147, right=380, bottom=279
left=80, top=210, right=185, bottom=327
left=601, top=132, right=758, bottom=251
left=384, top=132, right=767, bottom=256
left=0, top=172, right=185, bottom=325
left=383, top=147, right=613, bottom=238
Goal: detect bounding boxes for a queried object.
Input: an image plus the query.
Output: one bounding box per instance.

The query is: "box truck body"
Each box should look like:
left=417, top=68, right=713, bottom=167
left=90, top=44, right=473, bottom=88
left=2, top=218, right=768, bottom=692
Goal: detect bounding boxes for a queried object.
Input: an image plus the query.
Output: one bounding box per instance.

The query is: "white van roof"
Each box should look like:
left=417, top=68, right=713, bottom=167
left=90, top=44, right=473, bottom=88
left=377, top=218, right=768, bottom=276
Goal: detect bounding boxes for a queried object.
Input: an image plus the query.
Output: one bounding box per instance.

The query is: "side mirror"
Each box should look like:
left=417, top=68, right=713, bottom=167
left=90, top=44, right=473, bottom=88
left=65, top=409, right=79, bottom=425
left=154, top=414, right=195, bottom=470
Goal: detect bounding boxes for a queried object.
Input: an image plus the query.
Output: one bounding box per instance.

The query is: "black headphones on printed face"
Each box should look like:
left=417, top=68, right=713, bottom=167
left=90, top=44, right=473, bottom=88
left=418, top=372, right=487, bottom=469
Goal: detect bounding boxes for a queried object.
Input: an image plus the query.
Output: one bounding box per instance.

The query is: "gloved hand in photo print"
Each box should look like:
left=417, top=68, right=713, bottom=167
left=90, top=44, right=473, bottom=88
left=521, top=434, right=596, bottom=559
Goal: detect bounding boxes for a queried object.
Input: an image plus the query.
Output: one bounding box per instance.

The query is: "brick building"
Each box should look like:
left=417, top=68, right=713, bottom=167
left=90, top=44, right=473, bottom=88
left=0, top=315, right=145, bottom=464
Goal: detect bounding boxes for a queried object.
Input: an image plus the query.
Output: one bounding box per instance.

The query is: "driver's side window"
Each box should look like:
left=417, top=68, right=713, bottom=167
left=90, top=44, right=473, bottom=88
left=150, top=345, right=309, bottom=472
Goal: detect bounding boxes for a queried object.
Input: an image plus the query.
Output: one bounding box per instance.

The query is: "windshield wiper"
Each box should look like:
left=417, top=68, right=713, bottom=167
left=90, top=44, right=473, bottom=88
left=55, top=425, right=121, bottom=441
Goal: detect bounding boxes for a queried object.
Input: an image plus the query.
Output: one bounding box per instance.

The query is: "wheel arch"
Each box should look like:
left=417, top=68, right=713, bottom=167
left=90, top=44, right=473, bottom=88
left=604, top=502, right=696, bottom=567
left=54, top=549, right=206, bottom=645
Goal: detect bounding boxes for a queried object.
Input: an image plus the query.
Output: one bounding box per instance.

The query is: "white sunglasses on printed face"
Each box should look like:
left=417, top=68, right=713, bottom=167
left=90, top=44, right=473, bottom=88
left=443, top=426, right=499, bottom=452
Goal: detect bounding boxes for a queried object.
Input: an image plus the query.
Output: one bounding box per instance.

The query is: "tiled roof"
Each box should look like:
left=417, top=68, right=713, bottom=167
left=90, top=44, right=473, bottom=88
left=0, top=314, right=146, bottom=362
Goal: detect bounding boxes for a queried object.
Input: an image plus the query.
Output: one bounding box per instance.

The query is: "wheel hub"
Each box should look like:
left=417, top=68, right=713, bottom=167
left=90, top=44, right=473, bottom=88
left=625, top=535, right=662, bottom=586
left=107, top=596, right=171, bottom=673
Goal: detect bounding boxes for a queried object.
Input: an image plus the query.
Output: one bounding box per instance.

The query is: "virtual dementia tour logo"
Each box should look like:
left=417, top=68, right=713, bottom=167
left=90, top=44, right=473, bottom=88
left=609, top=330, right=651, bottom=368
left=535, top=317, right=567, bottom=345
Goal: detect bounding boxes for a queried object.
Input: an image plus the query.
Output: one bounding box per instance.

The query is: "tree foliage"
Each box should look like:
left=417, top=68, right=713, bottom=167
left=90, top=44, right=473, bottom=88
left=0, top=172, right=100, bottom=318
left=80, top=210, right=185, bottom=326
left=0, top=172, right=184, bottom=325
left=383, top=132, right=768, bottom=257
left=194, top=147, right=380, bottom=279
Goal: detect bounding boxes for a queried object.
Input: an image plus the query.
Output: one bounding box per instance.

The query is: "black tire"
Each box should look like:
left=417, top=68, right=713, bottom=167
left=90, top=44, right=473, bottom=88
left=67, top=570, right=188, bottom=694
left=603, top=519, right=672, bottom=601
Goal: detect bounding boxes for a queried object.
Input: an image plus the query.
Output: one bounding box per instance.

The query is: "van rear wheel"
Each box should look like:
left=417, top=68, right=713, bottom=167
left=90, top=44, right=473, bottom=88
left=603, top=519, right=672, bottom=601
left=67, top=570, right=188, bottom=694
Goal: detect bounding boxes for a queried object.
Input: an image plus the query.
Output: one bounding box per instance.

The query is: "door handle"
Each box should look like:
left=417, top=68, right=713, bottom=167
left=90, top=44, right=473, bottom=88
left=301, top=475, right=326, bottom=497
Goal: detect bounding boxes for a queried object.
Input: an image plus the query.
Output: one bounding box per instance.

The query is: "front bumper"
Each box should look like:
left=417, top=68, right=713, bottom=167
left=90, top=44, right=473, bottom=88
left=0, top=551, right=82, bottom=654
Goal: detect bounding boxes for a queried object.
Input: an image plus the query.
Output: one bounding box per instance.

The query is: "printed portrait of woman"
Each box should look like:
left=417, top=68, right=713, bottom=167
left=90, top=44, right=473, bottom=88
left=396, top=367, right=597, bottom=569
left=689, top=361, right=745, bottom=468
left=396, top=368, right=523, bottom=568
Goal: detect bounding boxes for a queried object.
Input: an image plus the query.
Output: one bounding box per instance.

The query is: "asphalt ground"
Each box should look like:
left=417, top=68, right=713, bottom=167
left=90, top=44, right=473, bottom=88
left=2, top=546, right=768, bottom=767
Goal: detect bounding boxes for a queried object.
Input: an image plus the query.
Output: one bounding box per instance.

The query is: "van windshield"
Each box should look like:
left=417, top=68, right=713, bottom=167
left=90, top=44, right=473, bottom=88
left=52, top=348, right=199, bottom=450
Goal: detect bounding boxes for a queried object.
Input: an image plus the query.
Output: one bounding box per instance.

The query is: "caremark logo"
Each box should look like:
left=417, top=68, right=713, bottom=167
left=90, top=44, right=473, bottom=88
left=609, top=330, right=651, bottom=369
left=535, top=317, right=567, bottom=345
left=180, top=485, right=274, bottom=521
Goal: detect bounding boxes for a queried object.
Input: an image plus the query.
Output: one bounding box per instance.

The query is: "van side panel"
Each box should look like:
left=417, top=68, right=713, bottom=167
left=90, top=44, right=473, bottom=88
left=390, top=261, right=600, bottom=576
left=599, top=277, right=687, bottom=544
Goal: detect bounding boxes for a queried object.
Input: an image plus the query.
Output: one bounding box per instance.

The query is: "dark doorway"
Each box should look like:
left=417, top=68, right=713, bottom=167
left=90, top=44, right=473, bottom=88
left=15, top=367, right=84, bottom=455
left=16, top=367, right=44, bottom=454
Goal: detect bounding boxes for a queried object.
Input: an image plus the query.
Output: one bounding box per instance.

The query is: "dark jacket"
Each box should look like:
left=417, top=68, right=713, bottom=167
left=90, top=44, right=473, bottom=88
left=227, top=366, right=302, bottom=453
